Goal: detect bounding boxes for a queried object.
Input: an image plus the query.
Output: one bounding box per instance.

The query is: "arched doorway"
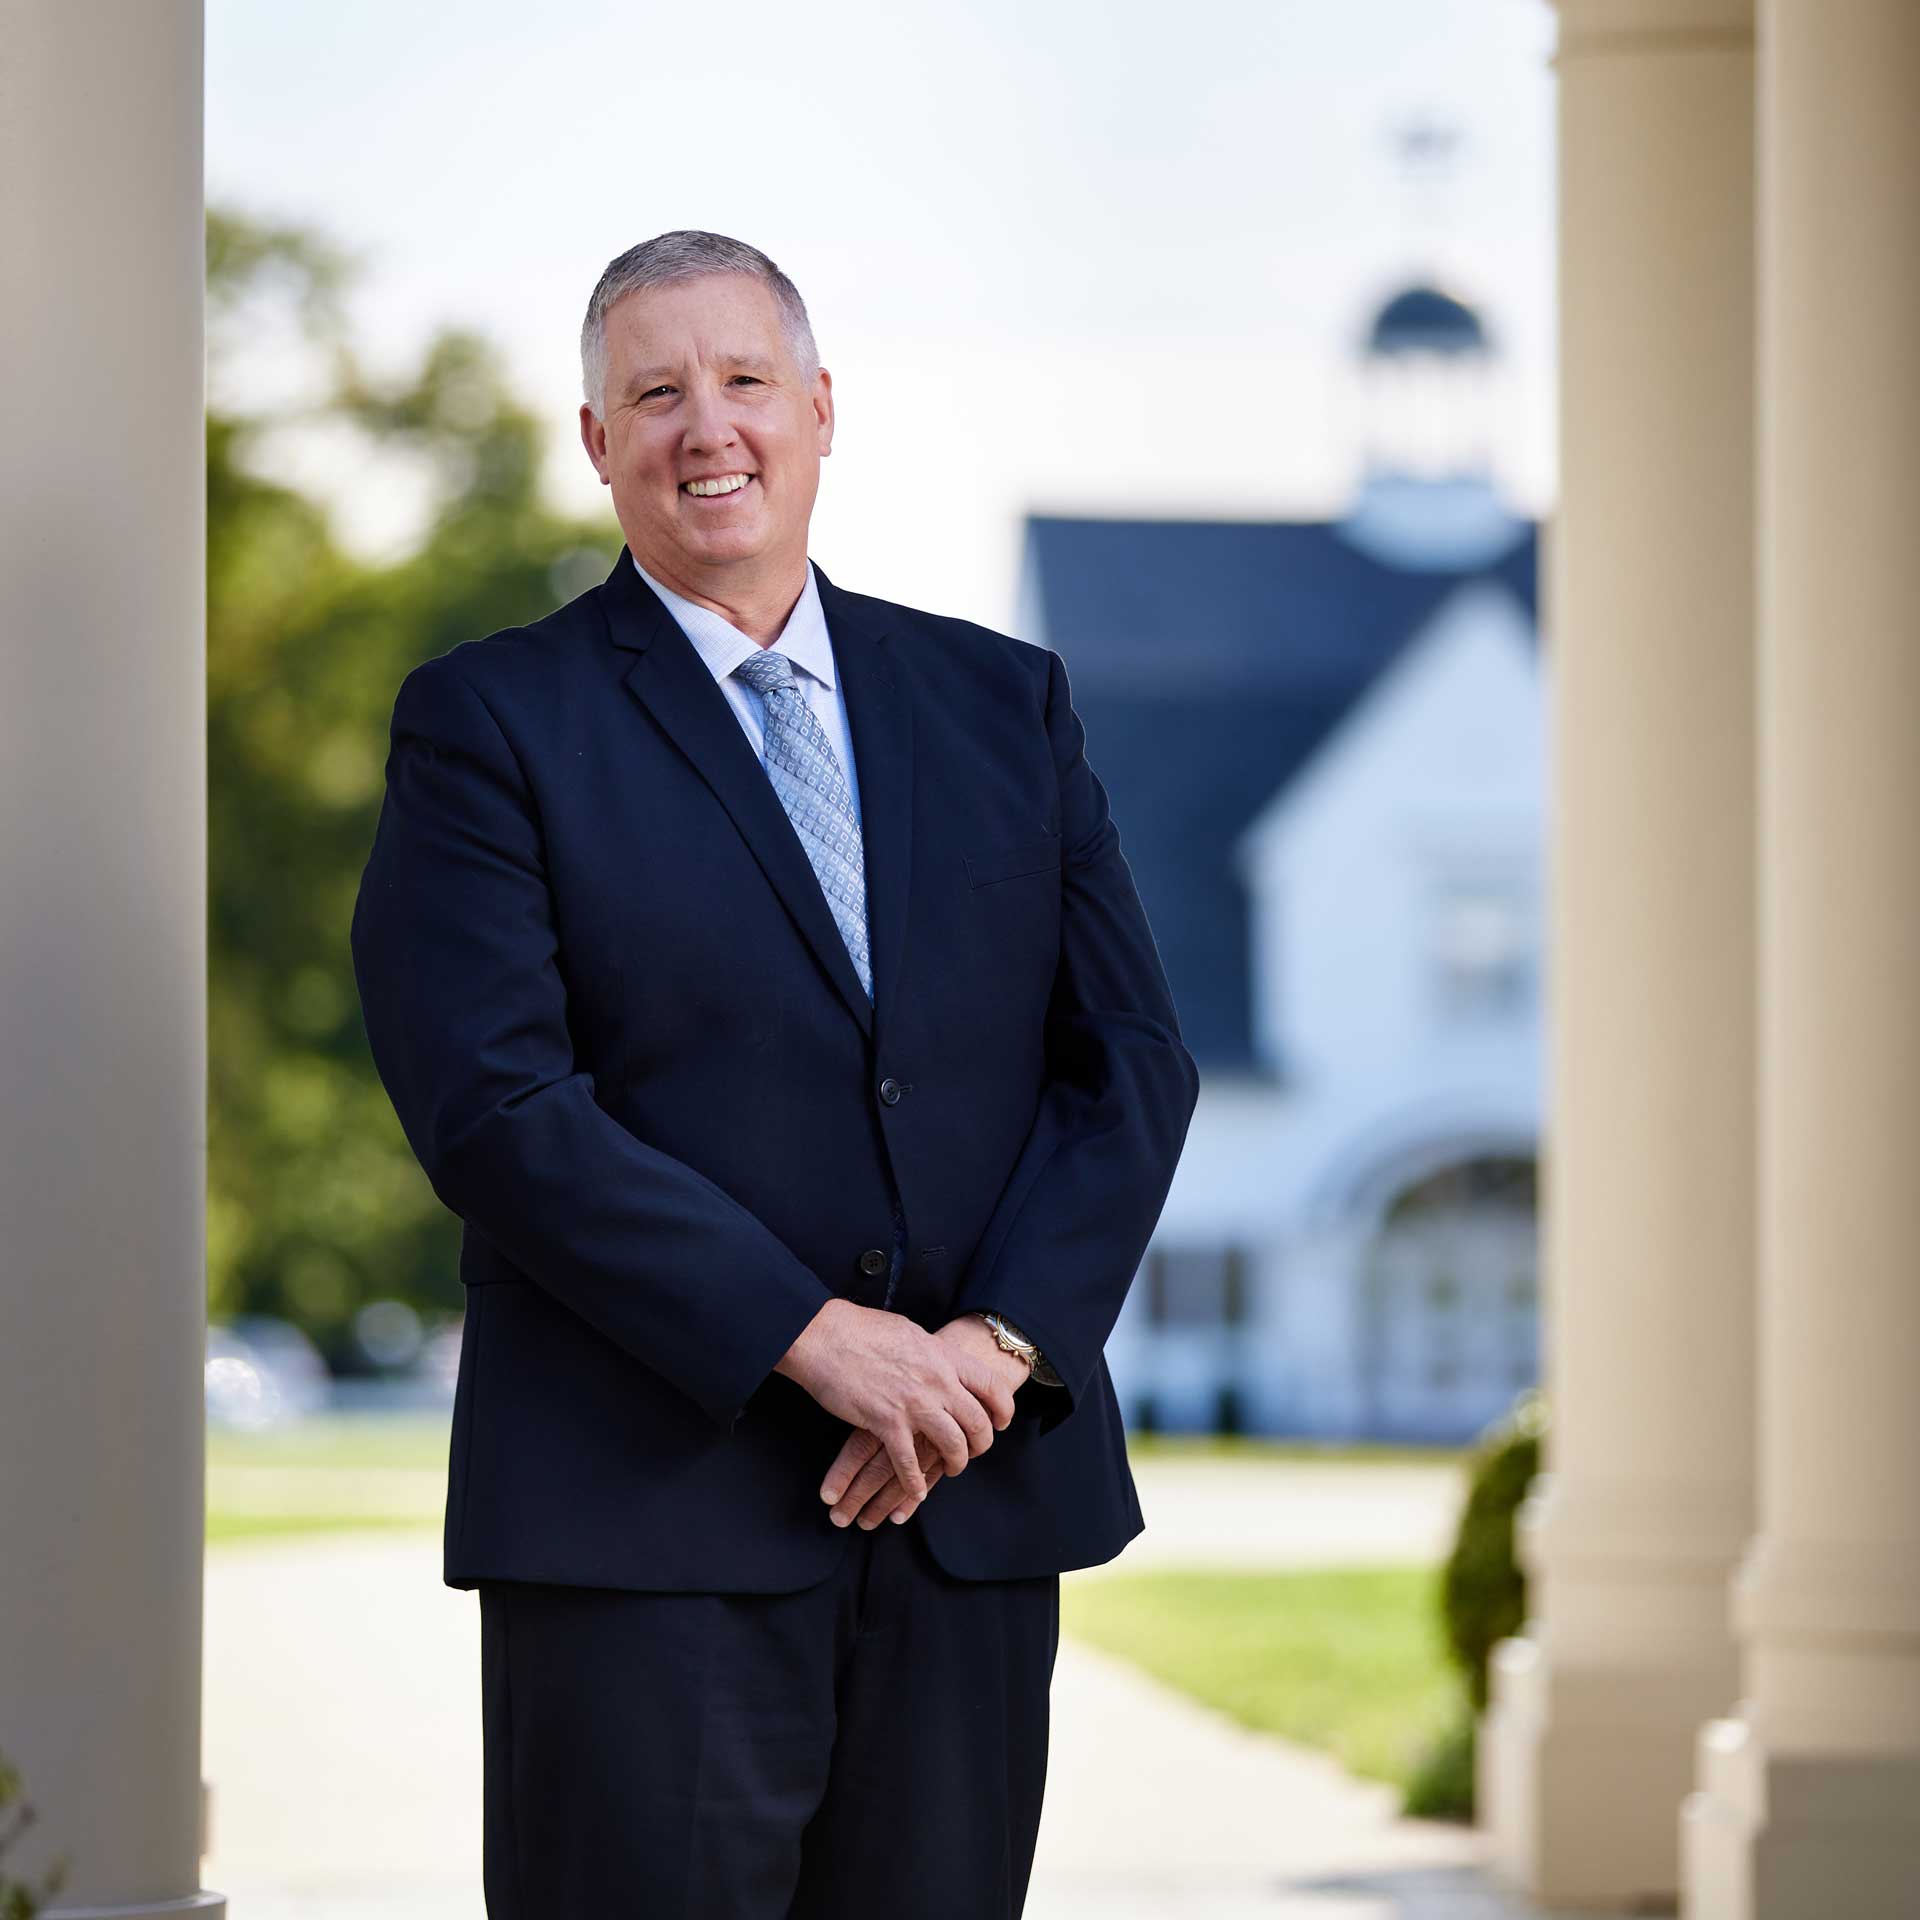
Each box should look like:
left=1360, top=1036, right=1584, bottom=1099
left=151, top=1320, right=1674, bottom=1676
left=1357, top=1153, right=1537, bottom=1441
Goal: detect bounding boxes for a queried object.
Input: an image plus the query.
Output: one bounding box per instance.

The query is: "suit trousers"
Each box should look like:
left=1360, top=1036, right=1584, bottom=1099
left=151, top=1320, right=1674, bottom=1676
left=478, top=1509, right=1062, bottom=1919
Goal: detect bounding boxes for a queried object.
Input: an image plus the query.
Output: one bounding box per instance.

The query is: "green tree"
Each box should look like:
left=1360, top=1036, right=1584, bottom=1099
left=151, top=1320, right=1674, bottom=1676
left=207, top=208, right=613, bottom=1359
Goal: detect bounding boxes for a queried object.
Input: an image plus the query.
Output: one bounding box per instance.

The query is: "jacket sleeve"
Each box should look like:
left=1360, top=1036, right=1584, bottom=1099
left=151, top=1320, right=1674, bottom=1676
left=349, top=656, right=835, bottom=1431
left=949, top=646, right=1201, bottom=1436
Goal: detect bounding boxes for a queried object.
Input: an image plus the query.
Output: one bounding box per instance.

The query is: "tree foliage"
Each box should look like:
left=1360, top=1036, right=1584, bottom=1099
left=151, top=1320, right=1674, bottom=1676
left=207, top=208, right=614, bottom=1358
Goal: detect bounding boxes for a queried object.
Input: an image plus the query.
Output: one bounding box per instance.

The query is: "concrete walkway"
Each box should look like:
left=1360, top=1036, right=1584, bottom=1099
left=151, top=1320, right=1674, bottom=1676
left=1089, top=1452, right=1470, bottom=1574
left=198, top=1451, right=1589, bottom=1920
left=199, top=1458, right=1591, bottom=1918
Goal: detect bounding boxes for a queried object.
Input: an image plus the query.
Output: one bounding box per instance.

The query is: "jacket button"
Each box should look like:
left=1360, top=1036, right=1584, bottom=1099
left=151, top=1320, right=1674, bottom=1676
left=879, top=1077, right=902, bottom=1105
left=857, top=1247, right=889, bottom=1276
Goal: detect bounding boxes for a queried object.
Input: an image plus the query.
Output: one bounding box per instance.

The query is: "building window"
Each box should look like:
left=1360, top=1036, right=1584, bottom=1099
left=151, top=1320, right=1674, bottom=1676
left=1431, top=883, right=1533, bottom=1024
left=1145, top=1245, right=1247, bottom=1328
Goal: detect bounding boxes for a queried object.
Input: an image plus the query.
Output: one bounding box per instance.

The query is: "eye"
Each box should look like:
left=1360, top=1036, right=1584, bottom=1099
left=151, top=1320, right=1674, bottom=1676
left=731, top=375, right=762, bottom=386
left=641, top=385, right=673, bottom=400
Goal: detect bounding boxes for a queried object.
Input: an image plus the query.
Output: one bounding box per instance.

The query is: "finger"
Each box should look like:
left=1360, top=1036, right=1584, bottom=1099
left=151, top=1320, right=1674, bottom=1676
left=980, top=1363, right=1021, bottom=1431
left=950, top=1387, right=996, bottom=1459
left=821, top=1430, right=882, bottom=1505
left=969, top=1384, right=1009, bottom=1432
left=838, top=1429, right=937, bottom=1521
left=923, top=1407, right=973, bottom=1479
left=854, top=1476, right=903, bottom=1527
left=860, top=1457, right=946, bottom=1529
left=892, top=1457, right=947, bottom=1523
left=957, top=1360, right=1014, bottom=1433
left=850, top=1434, right=939, bottom=1527
left=962, top=1366, right=1016, bottom=1435
left=820, top=1429, right=883, bottom=1504
left=831, top=1446, right=903, bottom=1525
left=847, top=1442, right=900, bottom=1504
left=883, top=1419, right=928, bottom=1502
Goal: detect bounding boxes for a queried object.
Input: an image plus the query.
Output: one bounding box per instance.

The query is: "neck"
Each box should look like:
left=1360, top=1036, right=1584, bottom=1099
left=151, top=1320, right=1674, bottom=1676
left=633, top=546, right=809, bottom=646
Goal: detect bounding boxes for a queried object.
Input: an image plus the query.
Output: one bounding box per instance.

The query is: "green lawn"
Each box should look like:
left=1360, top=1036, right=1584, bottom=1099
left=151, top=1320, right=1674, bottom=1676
left=206, top=1509, right=438, bottom=1545
left=207, top=1411, right=448, bottom=1541
left=1061, top=1565, right=1466, bottom=1795
left=207, top=1411, right=452, bottom=1471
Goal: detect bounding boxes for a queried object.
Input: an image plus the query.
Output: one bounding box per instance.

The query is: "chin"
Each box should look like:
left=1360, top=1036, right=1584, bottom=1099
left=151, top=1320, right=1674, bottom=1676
left=689, top=525, right=771, bottom=565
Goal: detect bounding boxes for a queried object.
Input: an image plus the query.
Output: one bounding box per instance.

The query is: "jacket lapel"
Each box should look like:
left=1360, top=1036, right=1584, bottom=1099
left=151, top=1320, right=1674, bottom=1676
left=598, top=548, right=913, bottom=1050
left=814, top=560, right=913, bottom=1052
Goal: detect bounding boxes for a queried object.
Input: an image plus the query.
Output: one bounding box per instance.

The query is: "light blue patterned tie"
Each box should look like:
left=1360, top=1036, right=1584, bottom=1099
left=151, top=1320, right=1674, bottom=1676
left=734, top=644, right=906, bottom=1301
left=731, top=646, right=873, bottom=1001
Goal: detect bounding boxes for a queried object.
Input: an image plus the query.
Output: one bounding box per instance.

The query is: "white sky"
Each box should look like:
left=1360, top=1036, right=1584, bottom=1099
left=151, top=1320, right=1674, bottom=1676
left=207, top=0, right=1557, bottom=631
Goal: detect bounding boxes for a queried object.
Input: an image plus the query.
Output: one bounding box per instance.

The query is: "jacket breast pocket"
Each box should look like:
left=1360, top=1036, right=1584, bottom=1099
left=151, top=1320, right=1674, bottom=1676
left=965, top=834, right=1062, bottom=890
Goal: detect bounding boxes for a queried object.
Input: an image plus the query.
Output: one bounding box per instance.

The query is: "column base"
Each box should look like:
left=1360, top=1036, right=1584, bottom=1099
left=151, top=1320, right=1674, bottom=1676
left=1479, top=1630, right=1729, bottom=1908
left=1682, top=1714, right=1920, bottom=1920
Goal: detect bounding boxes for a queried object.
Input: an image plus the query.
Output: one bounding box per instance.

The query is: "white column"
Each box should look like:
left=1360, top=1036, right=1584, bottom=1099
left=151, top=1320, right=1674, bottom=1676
left=1479, top=0, right=1759, bottom=1905
left=1682, top=4, right=1920, bottom=1912
left=0, top=3, right=224, bottom=1915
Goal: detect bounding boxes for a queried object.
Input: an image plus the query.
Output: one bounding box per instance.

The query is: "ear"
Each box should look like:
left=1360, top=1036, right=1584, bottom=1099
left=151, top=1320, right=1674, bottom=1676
left=579, top=403, right=612, bottom=485
left=813, top=366, right=834, bottom=458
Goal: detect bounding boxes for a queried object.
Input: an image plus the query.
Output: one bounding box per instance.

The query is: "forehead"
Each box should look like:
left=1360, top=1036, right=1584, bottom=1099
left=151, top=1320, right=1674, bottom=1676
left=603, top=273, right=788, bottom=374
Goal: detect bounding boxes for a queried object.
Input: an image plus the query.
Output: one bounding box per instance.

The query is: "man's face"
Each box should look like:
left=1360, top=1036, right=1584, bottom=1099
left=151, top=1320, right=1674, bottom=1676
left=580, top=273, right=833, bottom=590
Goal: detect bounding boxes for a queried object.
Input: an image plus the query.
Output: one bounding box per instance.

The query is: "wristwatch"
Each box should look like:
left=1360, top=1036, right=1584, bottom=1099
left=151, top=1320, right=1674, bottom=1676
left=977, top=1311, right=1065, bottom=1387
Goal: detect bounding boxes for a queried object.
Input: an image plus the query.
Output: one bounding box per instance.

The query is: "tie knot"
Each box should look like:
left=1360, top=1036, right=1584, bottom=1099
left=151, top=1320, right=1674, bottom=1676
left=733, top=647, right=797, bottom=698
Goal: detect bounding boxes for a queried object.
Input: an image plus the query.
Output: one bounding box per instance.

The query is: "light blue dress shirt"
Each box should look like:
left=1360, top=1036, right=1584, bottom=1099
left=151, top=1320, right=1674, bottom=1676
left=630, top=555, right=862, bottom=826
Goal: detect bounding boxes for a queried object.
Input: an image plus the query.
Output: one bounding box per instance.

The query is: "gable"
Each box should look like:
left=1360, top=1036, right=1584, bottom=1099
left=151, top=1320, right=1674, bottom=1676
left=1024, top=514, right=1540, bottom=1069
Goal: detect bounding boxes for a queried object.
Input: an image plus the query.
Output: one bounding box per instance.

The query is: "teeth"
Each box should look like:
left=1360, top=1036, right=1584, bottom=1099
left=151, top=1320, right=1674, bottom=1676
left=684, top=473, right=752, bottom=496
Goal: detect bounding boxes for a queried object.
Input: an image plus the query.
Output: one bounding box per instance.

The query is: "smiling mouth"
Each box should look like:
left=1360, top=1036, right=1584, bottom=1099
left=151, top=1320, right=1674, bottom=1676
left=681, top=473, right=756, bottom=498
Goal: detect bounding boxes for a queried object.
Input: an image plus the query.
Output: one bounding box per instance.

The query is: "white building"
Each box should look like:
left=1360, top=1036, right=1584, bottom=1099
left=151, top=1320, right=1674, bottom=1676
left=1021, top=284, right=1547, bottom=1442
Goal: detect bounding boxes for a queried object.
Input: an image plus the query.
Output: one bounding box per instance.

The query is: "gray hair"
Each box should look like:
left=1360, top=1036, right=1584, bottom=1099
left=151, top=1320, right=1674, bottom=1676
left=580, top=229, right=819, bottom=419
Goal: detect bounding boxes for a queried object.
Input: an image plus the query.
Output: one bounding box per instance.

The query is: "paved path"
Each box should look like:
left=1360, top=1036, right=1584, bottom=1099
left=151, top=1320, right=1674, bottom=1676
left=1097, top=1454, right=1469, bottom=1573
left=198, top=1456, right=1594, bottom=1918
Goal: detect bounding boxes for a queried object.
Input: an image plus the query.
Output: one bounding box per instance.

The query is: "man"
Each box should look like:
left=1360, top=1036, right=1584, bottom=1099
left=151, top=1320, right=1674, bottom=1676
left=350, top=229, right=1197, bottom=1919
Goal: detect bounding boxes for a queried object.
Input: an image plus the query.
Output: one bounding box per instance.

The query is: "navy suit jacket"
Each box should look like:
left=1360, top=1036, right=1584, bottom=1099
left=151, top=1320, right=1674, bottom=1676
left=350, top=546, right=1198, bottom=1591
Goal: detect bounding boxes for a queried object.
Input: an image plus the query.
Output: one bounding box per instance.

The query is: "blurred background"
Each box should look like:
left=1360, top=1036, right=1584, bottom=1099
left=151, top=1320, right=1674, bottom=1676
left=179, top=3, right=1559, bottom=1912
left=203, top=0, right=1554, bottom=1436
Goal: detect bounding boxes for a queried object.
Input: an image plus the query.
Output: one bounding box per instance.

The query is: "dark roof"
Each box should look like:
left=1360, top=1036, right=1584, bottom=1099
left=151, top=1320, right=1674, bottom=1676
left=1024, top=514, right=1539, bottom=1070
left=1368, top=284, right=1488, bottom=357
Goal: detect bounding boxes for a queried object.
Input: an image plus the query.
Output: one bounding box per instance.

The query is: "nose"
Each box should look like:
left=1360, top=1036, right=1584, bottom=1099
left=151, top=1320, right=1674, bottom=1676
left=681, top=379, right=740, bottom=455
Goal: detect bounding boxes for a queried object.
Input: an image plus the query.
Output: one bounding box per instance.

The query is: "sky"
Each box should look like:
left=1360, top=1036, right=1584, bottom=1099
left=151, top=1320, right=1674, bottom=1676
left=206, top=0, right=1557, bottom=631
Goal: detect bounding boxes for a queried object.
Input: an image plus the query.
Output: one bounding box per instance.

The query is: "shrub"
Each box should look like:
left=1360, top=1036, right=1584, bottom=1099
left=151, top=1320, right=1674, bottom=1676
left=0, top=1751, right=69, bottom=1920
left=1399, top=1389, right=1547, bottom=1822
left=1441, top=1388, right=1546, bottom=1712
left=1401, top=1694, right=1477, bottom=1821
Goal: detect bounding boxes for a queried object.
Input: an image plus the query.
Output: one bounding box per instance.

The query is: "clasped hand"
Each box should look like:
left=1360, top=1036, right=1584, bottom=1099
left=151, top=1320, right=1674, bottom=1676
left=776, top=1301, right=1031, bottom=1531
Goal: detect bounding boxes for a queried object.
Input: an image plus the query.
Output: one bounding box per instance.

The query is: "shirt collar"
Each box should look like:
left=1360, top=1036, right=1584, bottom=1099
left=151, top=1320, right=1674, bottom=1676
left=631, top=553, right=837, bottom=693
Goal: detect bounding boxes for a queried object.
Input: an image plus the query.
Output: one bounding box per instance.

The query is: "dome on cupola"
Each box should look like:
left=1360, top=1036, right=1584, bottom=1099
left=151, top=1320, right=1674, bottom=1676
left=1366, top=283, right=1490, bottom=358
